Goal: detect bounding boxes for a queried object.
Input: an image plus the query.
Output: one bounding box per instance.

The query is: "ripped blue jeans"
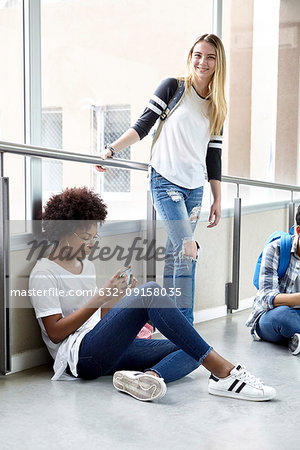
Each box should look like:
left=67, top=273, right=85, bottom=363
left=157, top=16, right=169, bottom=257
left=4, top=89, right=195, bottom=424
left=150, top=168, right=204, bottom=324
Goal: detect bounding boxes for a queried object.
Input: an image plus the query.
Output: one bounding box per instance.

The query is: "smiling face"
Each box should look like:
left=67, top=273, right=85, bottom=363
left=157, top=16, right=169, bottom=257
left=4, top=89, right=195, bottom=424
left=191, top=40, right=216, bottom=82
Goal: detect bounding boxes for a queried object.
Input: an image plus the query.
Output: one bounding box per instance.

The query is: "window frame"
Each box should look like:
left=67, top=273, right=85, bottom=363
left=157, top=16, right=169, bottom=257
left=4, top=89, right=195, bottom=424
left=10, top=0, right=222, bottom=249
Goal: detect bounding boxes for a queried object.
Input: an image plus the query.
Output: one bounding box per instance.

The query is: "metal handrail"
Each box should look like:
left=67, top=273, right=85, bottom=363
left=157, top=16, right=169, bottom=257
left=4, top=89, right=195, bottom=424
left=0, top=178, right=10, bottom=375
left=0, top=141, right=148, bottom=171
left=1, top=141, right=300, bottom=193
left=222, top=175, right=300, bottom=193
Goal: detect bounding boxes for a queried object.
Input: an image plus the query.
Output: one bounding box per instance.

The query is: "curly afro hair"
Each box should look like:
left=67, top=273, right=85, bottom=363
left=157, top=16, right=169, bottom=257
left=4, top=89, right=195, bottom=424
left=42, top=187, right=107, bottom=241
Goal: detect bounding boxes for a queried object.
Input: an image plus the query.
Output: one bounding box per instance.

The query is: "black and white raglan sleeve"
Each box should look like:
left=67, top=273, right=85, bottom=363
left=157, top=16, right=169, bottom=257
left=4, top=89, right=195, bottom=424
left=206, top=131, right=223, bottom=181
left=131, top=78, right=178, bottom=140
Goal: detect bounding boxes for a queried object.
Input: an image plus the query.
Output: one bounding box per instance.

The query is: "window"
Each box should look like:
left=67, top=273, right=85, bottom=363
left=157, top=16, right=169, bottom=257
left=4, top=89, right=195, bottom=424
left=222, top=0, right=300, bottom=187
left=0, top=0, right=22, bottom=8
left=0, top=0, right=24, bottom=222
left=42, top=108, right=63, bottom=203
left=40, top=0, right=213, bottom=219
left=93, top=104, right=130, bottom=193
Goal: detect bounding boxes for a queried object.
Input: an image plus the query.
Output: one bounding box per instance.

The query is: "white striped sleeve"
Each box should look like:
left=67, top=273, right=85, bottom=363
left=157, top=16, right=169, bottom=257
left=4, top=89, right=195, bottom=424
left=208, top=135, right=223, bottom=150
left=131, top=78, right=178, bottom=140
left=147, top=102, right=162, bottom=115
left=206, top=133, right=223, bottom=181
left=151, top=94, right=167, bottom=110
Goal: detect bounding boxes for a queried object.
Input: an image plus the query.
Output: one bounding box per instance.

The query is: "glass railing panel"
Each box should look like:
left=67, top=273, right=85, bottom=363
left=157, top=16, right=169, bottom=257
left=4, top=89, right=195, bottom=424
left=3, top=154, right=26, bottom=230
left=239, top=185, right=291, bottom=303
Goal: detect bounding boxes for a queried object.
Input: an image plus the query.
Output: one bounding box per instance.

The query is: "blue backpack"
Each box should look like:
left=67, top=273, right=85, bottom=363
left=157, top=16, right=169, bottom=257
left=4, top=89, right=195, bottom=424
left=253, top=227, right=294, bottom=290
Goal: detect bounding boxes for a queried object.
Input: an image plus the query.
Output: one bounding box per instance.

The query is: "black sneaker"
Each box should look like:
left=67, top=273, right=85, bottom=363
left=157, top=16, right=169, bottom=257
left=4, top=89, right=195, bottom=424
left=288, top=333, right=300, bottom=355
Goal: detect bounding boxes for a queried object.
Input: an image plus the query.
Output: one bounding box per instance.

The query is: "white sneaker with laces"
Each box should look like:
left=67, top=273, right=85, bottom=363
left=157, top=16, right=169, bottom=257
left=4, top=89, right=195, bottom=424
left=208, top=364, right=276, bottom=402
left=288, top=333, right=300, bottom=355
left=113, top=370, right=167, bottom=402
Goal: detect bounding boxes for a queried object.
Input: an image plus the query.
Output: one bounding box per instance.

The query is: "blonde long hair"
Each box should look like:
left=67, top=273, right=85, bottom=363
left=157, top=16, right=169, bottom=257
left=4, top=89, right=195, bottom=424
left=180, top=34, right=227, bottom=136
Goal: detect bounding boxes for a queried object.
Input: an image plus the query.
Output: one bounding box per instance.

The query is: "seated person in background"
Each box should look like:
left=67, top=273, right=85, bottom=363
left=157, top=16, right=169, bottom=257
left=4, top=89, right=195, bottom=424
left=29, top=187, right=276, bottom=402
left=246, top=206, right=300, bottom=355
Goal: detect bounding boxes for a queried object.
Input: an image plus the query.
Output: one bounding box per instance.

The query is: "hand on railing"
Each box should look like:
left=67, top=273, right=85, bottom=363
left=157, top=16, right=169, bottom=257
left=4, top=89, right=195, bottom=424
left=95, top=148, right=113, bottom=173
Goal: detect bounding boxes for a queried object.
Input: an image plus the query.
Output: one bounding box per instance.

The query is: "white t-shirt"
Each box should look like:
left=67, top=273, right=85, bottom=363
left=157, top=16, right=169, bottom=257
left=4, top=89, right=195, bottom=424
left=151, top=86, right=210, bottom=189
left=29, top=258, right=100, bottom=380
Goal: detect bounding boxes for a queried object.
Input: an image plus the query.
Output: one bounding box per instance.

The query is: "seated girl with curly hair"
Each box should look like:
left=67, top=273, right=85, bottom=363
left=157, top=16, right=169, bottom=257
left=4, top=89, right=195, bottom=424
left=29, top=187, right=276, bottom=402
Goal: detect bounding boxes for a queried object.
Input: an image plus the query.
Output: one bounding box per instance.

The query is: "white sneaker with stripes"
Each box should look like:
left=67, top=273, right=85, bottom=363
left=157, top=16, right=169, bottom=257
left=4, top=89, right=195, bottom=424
left=289, top=333, right=300, bottom=355
left=113, top=371, right=167, bottom=402
left=208, top=364, right=276, bottom=401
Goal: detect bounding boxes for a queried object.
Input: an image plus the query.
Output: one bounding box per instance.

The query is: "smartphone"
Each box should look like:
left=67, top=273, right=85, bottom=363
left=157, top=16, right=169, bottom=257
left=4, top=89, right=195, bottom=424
left=120, top=268, right=131, bottom=285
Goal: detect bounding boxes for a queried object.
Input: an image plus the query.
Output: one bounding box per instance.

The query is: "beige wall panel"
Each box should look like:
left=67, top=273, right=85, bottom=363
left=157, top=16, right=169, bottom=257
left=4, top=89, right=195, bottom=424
left=227, top=0, right=254, bottom=178
left=194, top=217, right=233, bottom=310
left=240, top=207, right=289, bottom=300
left=10, top=250, right=45, bottom=355
left=275, top=15, right=300, bottom=184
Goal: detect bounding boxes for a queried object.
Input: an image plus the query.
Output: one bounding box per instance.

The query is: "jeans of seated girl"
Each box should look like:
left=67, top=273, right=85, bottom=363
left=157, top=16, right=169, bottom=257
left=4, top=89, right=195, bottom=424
left=150, top=167, right=203, bottom=325
left=76, top=282, right=212, bottom=381
left=256, top=305, right=300, bottom=344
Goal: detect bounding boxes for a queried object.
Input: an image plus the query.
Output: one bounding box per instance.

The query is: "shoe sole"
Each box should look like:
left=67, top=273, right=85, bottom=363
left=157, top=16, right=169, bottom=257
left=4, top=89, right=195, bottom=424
left=289, top=334, right=300, bottom=355
left=208, top=387, right=276, bottom=402
left=113, top=372, right=167, bottom=402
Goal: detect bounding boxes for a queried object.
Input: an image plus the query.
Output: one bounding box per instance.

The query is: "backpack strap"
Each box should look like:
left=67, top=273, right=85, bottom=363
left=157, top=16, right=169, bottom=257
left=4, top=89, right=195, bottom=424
left=289, top=225, right=295, bottom=235
left=160, top=80, right=185, bottom=121
left=253, top=231, right=292, bottom=290
left=150, top=80, right=185, bottom=158
left=253, top=251, right=263, bottom=290
left=278, top=234, right=292, bottom=279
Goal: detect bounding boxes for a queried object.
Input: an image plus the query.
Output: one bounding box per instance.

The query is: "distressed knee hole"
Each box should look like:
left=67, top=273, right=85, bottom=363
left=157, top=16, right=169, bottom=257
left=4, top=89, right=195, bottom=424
left=166, top=189, right=183, bottom=202
left=189, top=206, right=201, bottom=224
left=180, top=238, right=198, bottom=260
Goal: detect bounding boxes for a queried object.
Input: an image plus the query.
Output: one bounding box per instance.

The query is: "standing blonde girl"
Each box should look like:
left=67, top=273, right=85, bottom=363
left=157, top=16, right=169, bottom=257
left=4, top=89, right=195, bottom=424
left=96, top=34, right=226, bottom=324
